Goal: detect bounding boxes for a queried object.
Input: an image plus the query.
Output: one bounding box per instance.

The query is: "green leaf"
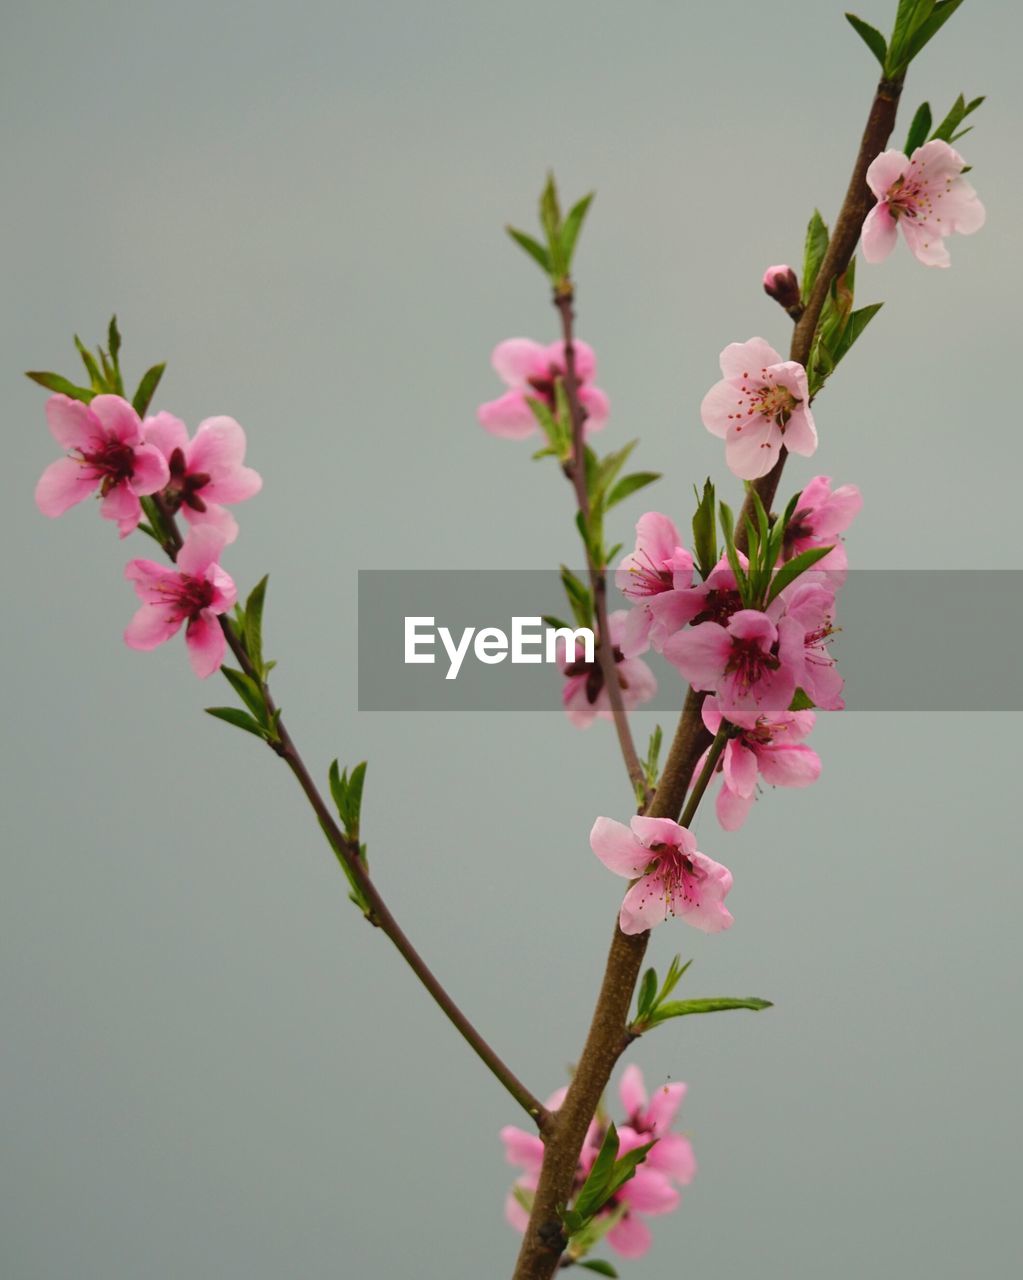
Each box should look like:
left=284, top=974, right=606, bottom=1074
left=844, top=12, right=887, bottom=67
left=903, top=101, right=932, bottom=154
left=132, top=363, right=166, bottom=417
left=107, top=316, right=123, bottom=393
left=572, top=1125, right=621, bottom=1221
left=902, top=0, right=965, bottom=68
left=243, top=574, right=269, bottom=676
left=579, top=1262, right=618, bottom=1277
left=526, top=396, right=569, bottom=457
left=560, top=566, right=594, bottom=630
left=605, top=471, right=661, bottom=512
left=506, top=226, right=552, bottom=276
left=801, top=210, right=830, bottom=304
left=343, top=762, right=367, bottom=841
left=637, top=968, right=658, bottom=1020
left=542, top=615, right=573, bottom=632
left=591, top=440, right=638, bottom=507
left=657, top=955, right=692, bottom=1004
left=766, top=544, right=835, bottom=604
left=831, top=302, right=883, bottom=365
left=204, top=706, right=266, bottom=738
left=221, top=666, right=268, bottom=723
left=718, top=502, right=749, bottom=605
left=74, top=336, right=106, bottom=390
left=643, top=724, right=663, bottom=787
left=604, top=1141, right=655, bottom=1199
left=540, top=173, right=566, bottom=278
left=789, top=687, right=816, bottom=711
left=886, top=0, right=933, bottom=74
left=930, top=92, right=984, bottom=144
left=691, top=479, right=717, bottom=581
left=25, top=370, right=94, bottom=402
left=649, top=997, right=773, bottom=1025
left=560, top=192, right=595, bottom=270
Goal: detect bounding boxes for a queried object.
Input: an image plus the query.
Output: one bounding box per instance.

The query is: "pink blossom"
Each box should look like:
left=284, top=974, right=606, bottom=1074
left=664, top=607, right=803, bottom=728
left=477, top=337, right=609, bottom=440
left=35, top=394, right=170, bottom=537
left=784, top=474, right=862, bottom=581
left=501, top=1065, right=695, bottom=1259
left=123, top=526, right=237, bottom=678
left=862, top=139, right=985, bottom=269
left=144, top=412, right=262, bottom=543
left=701, top=338, right=817, bottom=480
left=762, top=264, right=800, bottom=311
left=769, top=580, right=844, bottom=711
left=560, top=611, right=656, bottom=729
left=590, top=816, right=733, bottom=935
left=697, top=695, right=820, bottom=831
left=615, top=513, right=696, bottom=656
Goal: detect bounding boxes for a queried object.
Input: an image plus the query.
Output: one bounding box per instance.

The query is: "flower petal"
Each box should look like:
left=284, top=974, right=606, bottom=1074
left=477, top=391, right=538, bottom=439
left=44, top=395, right=101, bottom=450
left=607, top=1212, right=653, bottom=1259
left=718, top=337, right=784, bottom=381
left=177, top=525, right=228, bottom=578
left=491, top=338, right=548, bottom=388
left=185, top=609, right=226, bottom=678
left=89, top=394, right=142, bottom=445
left=861, top=203, right=898, bottom=264
left=619, top=1064, right=647, bottom=1120
left=124, top=602, right=180, bottom=650
left=619, top=870, right=671, bottom=935
left=35, top=456, right=97, bottom=516
left=128, top=443, right=170, bottom=495
left=143, top=411, right=189, bottom=460
left=590, top=818, right=649, bottom=879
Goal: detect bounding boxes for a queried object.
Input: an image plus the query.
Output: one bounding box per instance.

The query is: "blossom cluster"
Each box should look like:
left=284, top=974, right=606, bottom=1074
left=501, top=1065, right=695, bottom=1261
left=35, top=393, right=261, bottom=678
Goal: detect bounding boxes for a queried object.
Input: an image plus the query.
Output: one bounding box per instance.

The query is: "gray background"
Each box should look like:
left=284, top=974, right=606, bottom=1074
left=2, top=2, right=1020, bottom=1277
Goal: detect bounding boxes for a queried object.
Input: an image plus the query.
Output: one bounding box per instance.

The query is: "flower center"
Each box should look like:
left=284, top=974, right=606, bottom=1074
left=163, top=448, right=212, bottom=513
left=886, top=175, right=927, bottom=221
left=691, top=587, right=742, bottom=627
left=79, top=439, right=136, bottom=496
left=163, top=573, right=215, bottom=622
left=753, top=382, right=798, bottom=427
left=724, top=637, right=780, bottom=692
left=624, top=548, right=673, bottom=598
left=564, top=645, right=626, bottom=704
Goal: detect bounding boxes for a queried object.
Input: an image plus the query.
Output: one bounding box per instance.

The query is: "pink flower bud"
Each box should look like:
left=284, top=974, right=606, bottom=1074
left=762, top=264, right=801, bottom=311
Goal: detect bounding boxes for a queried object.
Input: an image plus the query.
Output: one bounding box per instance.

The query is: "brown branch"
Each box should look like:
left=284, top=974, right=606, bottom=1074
left=511, top=70, right=906, bottom=1280
left=150, top=497, right=549, bottom=1130
left=554, top=286, right=649, bottom=803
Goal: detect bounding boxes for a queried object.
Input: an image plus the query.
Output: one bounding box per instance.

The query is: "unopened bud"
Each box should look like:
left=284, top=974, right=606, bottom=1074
left=762, top=264, right=801, bottom=315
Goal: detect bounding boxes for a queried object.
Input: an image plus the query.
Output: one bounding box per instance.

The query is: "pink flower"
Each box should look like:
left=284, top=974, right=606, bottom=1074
left=590, top=816, right=734, bottom=935
left=784, top=475, right=862, bottom=581
left=697, top=695, right=820, bottom=831
left=862, top=139, right=985, bottom=269
left=664, top=607, right=803, bottom=728
left=615, top=513, right=697, bottom=656
left=501, top=1065, right=695, bottom=1260
left=35, top=394, right=170, bottom=537
left=144, top=412, right=262, bottom=543
left=701, top=338, right=817, bottom=481
left=762, top=264, right=800, bottom=311
left=123, top=526, right=237, bottom=678
left=769, top=580, right=844, bottom=711
left=477, top=337, right=610, bottom=440
left=560, top=611, right=656, bottom=729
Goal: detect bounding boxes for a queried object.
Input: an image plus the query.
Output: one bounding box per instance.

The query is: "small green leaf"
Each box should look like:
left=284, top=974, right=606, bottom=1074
left=801, top=210, right=830, bottom=304
left=560, top=566, right=594, bottom=630
left=831, top=302, right=883, bottom=366
left=540, top=173, right=566, bottom=278
left=132, top=363, right=166, bottom=417
left=886, top=0, right=933, bottom=75
left=560, top=191, right=595, bottom=269
left=903, top=101, right=932, bottom=154
left=649, top=997, right=773, bottom=1025
left=605, top=471, right=661, bottom=512
left=26, top=371, right=94, bottom=403
left=204, top=706, right=266, bottom=738
left=243, top=574, right=269, bottom=676
left=789, top=688, right=816, bottom=711
left=902, top=0, right=965, bottom=69
left=579, top=1262, right=619, bottom=1277
left=542, top=615, right=573, bottom=632
left=930, top=92, right=984, bottom=144
left=506, top=226, right=552, bottom=276
left=766, top=545, right=835, bottom=604
left=643, top=724, right=663, bottom=788
left=718, top=502, right=750, bottom=605
left=691, top=479, right=717, bottom=581
left=344, top=761, right=367, bottom=842
left=221, top=666, right=268, bottom=723
left=74, top=336, right=106, bottom=390
left=637, top=968, right=658, bottom=1019
left=107, top=316, right=123, bottom=393
left=572, top=1125, right=621, bottom=1221
left=844, top=12, right=887, bottom=67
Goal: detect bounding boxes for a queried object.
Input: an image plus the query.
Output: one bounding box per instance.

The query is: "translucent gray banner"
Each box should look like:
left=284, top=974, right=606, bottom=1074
left=357, top=570, right=1023, bottom=711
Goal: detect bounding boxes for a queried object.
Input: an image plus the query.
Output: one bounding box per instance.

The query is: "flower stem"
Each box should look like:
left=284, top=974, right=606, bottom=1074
left=554, top=285, right=649, bottom=804
left=151, top=498, right=549, bottom=1130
